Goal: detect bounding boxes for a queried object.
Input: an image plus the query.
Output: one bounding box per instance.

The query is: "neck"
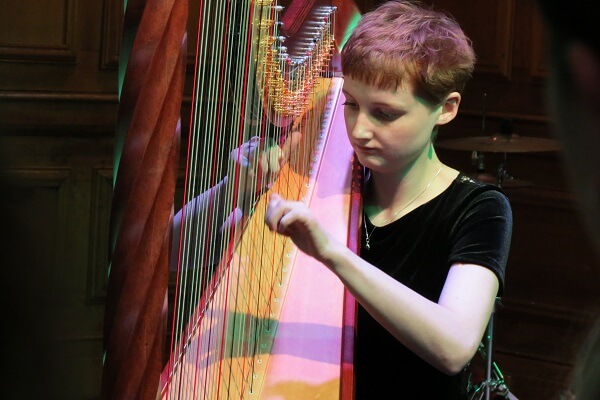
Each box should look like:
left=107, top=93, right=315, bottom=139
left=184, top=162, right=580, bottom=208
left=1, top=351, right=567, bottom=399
left=365, top=157, right=444, bottom=225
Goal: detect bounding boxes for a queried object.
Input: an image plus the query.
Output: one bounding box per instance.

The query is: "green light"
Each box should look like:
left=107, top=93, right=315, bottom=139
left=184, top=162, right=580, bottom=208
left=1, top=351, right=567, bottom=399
left=337, top=12, right=362, bottom=51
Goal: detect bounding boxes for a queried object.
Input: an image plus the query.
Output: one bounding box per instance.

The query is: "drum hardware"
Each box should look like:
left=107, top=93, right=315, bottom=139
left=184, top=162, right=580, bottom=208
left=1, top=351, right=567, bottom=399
left=468, top=299, right=519, bottom=400
left=467, top=150, right=531, bottom=189
left=465, top=99, right=522, bottom=399
left=436, top=133, right=562, bottom=153
left=438, top=117, right=561, bottom=154
left=438, top=115, right=559, bottom=188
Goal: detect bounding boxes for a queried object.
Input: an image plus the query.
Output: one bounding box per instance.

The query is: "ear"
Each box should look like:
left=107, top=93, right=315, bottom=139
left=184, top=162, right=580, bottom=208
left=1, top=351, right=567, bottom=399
left=436, top=92, right=461, bottom=126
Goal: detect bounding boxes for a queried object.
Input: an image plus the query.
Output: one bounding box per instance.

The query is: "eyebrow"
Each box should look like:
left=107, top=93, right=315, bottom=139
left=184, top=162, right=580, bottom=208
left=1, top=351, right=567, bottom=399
left=342, top=85, right=413, bottom=110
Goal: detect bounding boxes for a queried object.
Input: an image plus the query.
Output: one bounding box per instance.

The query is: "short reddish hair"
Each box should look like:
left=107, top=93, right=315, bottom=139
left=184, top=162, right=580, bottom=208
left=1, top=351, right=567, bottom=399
left=341, top=0, right=476, bottom=105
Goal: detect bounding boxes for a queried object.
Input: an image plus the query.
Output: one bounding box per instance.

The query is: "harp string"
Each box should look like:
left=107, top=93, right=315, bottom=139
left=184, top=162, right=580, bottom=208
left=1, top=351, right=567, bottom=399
left=169, top=1, right=246, bottom=396
left=164, top=2, right=338, bottom=398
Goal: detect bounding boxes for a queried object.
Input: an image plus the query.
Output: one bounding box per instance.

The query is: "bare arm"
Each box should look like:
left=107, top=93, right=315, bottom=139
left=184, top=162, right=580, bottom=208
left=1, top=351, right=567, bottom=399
left=170, top=176, right=233, bottom=271
left=264, top=193, right=498, bottom=375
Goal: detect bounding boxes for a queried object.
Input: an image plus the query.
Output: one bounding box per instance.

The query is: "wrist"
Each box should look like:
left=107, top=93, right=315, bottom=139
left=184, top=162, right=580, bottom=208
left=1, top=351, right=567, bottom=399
left=317, top=239, right=350, bottom=270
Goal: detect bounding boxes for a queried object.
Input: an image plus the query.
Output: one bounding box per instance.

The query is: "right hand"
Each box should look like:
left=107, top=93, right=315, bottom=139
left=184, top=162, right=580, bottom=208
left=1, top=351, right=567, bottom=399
left=264, top=193, right=336, bottom=263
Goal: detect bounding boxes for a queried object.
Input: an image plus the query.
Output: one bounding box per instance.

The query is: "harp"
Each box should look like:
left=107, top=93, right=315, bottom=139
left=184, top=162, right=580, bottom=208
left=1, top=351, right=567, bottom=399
left=103, top=1, right=363, bottom=399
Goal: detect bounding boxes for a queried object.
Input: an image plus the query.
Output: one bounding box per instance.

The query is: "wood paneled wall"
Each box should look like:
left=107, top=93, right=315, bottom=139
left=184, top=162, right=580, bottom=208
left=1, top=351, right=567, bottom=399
left=1, top=0, right=598, bottom=399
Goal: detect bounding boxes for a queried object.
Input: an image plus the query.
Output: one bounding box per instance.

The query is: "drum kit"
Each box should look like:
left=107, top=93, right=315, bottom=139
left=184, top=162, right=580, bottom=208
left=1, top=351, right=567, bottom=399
left=436, top=121, right=562, bottom=188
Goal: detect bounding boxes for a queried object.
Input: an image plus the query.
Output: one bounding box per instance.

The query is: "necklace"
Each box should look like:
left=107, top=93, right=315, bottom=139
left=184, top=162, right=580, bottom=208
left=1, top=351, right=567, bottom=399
left=364, top=166, right=442, bottom=250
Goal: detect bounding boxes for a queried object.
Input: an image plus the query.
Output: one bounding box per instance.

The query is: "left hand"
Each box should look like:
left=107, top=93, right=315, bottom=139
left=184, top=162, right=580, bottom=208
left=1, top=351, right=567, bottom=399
left=228, top=132, right=302, bottom=199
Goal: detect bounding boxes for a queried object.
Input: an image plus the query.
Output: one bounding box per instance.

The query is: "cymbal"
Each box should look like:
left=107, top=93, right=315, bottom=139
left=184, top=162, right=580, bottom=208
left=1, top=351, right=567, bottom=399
left=437, top=134, right=562, bottom=153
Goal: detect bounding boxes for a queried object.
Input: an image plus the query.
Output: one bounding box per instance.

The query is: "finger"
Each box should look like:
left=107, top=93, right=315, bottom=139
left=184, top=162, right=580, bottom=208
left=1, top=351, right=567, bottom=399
left=265, top=193, right=284, bottom=231
left=256, top=145, right=281, bottom=188
left=266, top=146, right=283, bottom=174
left=248, top=136, right=261, bottom=150
left=252, top=136, right=278, bottom=167
left=246, top=136, right=262, bottom=164
left=270, top=193, right=282, bottom=203
left=280, top=131, right=302, bottom=166
left=231, top=136, right=260, bottom=166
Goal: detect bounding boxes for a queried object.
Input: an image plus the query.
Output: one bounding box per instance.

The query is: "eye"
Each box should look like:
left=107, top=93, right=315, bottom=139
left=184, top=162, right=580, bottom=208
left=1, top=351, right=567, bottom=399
left=342, top=101, right=358, bottom=109
left=373, top=109, right=401, bottom=122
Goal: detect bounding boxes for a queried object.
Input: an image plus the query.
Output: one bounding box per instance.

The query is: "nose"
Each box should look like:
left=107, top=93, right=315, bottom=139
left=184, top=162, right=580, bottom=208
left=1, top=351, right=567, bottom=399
left=348, top=111, right=373, bottom=141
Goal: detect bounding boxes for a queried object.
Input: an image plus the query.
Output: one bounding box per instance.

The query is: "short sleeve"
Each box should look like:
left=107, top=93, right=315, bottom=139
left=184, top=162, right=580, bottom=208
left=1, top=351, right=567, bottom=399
left=448, top=188, right=513, bottom=294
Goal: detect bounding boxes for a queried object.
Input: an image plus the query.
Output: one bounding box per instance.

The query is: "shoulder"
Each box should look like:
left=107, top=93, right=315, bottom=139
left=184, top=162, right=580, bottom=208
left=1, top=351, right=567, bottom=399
left=453, top=173, right=509, bottom=201
left=444, top=173, right=512, bottom=220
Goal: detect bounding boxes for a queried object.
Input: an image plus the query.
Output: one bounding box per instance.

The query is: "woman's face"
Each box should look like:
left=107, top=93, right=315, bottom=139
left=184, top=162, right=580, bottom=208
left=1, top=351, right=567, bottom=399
left=342, top=76, right=444, bottom=174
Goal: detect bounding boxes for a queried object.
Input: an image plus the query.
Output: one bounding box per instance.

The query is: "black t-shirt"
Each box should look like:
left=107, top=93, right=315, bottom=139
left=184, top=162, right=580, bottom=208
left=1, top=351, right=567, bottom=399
left=354, top=173, right=513, bottom=399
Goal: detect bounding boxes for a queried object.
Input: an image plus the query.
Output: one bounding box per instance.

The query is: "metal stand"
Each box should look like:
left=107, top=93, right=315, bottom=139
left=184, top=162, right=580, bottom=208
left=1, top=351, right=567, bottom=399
left=471, top=151, right=516, bottom=189
left=468, top=299, right=517, bottom=400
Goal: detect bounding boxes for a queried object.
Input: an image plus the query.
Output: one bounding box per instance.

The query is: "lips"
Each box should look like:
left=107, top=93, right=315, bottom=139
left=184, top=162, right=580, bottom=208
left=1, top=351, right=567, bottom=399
left=355, top=144, right=378, bottom=154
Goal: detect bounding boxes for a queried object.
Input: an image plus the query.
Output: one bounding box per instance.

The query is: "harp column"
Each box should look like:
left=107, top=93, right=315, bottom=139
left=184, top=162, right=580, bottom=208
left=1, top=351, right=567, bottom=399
left=101, top=0, right=188, bottom=399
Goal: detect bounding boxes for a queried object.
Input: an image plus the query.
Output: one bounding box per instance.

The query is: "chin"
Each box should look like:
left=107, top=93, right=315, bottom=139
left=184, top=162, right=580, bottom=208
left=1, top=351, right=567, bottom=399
left=356, top=158, right=393, bottom=175
left=355, top=153, right=380, bottom=170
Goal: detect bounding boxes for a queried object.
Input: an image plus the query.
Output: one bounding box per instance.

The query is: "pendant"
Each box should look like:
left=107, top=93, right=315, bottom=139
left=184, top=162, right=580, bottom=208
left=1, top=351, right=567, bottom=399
left=365, top=236, right=371, bottom=250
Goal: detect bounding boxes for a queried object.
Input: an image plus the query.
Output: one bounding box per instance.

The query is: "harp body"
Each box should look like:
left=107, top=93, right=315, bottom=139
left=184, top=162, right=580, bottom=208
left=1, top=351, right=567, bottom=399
left=162, top=79, right=356, bottom=399
left=162, top=2, right=361, bottom=399
left=160, top=1, right=359, bottom=400
left=101, top=1, right=363, bottom=399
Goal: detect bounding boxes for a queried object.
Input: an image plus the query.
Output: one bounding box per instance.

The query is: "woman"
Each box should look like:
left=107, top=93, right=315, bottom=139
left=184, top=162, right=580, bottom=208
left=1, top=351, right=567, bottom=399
left=264, top=1, right=513, bottom=398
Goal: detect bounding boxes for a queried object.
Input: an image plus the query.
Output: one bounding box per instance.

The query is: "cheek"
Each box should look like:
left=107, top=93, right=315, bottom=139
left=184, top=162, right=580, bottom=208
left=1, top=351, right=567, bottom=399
left=386, top=119, right=423, bottom=144
left=343, top=111, right=357, bottom=138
